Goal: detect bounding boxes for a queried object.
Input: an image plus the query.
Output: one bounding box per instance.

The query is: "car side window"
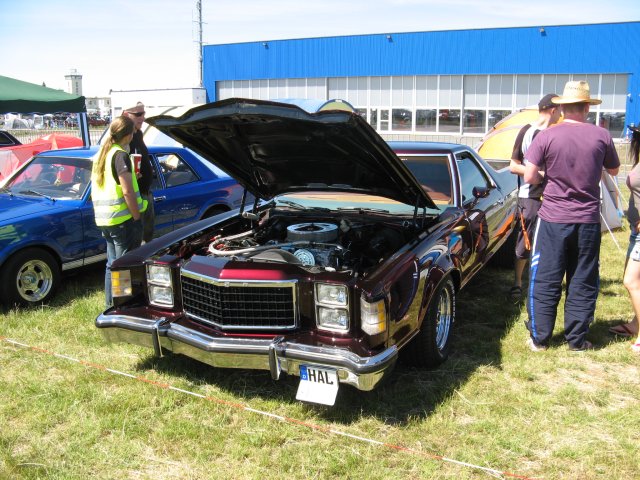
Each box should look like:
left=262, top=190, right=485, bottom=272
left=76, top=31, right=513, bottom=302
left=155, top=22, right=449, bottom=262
left=149, top=158, right=163, bottom=191
left=0, top=131, right=17, bottom=146
left=455, top=152, right=490, bottom=205
left=156, top=153, right=198, bottom=188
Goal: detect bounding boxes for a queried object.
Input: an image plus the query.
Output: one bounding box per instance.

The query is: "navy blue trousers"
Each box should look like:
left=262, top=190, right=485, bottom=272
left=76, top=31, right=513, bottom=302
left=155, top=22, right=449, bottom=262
left=526, top=219, right=601, bottom=348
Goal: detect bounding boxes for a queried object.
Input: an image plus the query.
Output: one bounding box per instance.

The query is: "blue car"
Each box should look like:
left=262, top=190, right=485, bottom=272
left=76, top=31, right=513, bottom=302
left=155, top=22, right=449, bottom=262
left=0, top=145, right=246, bottom=306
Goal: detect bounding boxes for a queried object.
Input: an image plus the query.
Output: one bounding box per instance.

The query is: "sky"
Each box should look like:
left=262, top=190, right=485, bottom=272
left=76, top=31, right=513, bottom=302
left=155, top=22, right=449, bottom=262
left=1, top=0, right=639, bottom=97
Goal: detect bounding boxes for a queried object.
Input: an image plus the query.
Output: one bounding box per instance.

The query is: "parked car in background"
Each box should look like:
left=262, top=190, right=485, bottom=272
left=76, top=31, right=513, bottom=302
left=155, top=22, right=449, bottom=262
left=0, top=133, right=84, bottom=180
left=0, top=145, right=246, bottom=307
left=88, top=116, right=109, bottom=127
left=0, top=129, right=21, bottom=147
left=95, top=99, right=517, bottom=406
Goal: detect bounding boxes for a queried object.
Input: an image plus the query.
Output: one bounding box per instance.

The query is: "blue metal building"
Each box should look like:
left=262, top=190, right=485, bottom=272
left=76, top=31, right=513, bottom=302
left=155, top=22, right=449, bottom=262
left=202, top=22, right=640, bottom=140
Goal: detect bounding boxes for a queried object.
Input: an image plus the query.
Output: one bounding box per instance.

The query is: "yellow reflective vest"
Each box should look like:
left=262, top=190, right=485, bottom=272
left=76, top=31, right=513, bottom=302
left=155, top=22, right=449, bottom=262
left=91, top=144, right=147, bottom=227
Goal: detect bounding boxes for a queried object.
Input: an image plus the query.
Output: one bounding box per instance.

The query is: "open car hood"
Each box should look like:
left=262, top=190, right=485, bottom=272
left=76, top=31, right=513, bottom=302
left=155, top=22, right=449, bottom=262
left=147, top=98, right=436, bottom=209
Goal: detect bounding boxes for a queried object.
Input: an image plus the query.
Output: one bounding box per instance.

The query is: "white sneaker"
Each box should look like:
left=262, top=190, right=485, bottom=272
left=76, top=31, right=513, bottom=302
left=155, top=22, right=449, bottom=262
left=527, top=337, right=548, bottom=352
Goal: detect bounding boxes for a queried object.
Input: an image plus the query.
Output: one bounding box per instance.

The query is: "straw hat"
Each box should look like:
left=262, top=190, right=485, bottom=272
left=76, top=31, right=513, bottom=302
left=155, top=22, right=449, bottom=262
left=551, top=81, right=602, bottom=105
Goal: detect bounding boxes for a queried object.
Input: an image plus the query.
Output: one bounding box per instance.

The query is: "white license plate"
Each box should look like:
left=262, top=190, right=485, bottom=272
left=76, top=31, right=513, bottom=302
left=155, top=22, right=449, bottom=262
left=296, top=365, right=339, bottom=406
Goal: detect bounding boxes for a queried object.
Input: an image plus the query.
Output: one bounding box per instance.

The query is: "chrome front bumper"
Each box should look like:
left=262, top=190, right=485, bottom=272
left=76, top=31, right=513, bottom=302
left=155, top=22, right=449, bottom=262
left=96, top=314, right=398, bottom=391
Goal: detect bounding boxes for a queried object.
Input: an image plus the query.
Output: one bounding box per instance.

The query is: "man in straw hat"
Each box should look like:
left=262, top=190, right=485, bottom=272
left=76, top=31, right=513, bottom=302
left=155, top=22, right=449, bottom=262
left=523, top=81, right=620, bottom=352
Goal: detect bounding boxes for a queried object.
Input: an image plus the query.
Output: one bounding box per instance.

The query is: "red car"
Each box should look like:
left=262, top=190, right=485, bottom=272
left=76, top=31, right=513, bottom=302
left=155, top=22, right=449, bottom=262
left=96, top=99, right=517, bottom=405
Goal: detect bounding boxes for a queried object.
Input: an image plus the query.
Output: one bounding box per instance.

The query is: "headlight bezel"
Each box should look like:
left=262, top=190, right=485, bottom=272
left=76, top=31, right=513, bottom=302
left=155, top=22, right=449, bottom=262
left=147, top=264, right=172, bottom=287
left=314, top=282, right=350, bottom=333
left=146, top=264, right=174, bottom=307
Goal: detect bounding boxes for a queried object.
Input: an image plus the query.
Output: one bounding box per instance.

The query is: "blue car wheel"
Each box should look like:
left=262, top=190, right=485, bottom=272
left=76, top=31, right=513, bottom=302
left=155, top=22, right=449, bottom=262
left=1, top=248, right=60, bottom=307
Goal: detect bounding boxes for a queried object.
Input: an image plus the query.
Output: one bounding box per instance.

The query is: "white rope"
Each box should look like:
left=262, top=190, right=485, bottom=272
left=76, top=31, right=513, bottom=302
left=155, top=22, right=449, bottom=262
left=600, top=212, right=622, bottom=253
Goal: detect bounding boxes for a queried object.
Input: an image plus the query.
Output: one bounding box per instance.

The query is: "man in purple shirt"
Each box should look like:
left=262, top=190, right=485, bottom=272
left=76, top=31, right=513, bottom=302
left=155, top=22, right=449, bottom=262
left=524, top=81, right=620, bottom=352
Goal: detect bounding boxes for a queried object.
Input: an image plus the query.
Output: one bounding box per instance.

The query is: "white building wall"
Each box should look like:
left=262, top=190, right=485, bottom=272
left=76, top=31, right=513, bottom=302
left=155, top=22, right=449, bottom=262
left=110, top=88, right=206, bottom=118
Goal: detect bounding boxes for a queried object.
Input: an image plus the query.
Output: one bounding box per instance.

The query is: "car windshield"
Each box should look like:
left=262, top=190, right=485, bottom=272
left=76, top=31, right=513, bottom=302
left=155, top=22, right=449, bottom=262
left=275, top=192, right=441, bottom=215
left=5, top=156, right=93, bottom=200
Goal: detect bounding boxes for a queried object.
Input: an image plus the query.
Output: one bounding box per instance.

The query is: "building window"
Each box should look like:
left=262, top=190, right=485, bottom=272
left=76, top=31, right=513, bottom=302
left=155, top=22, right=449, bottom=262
left=488, top=110, right=511, bottom=129
left=488, top=75, right=514, bottom=110
left=416, top=76, right=437, bottom=106
left=251, top=79, right=269, bottom=99
left=347, top=77, right=368, bottom=106
left=463, top=75, right=488, bottom=133
left=217, top=72, right=628, bottom=139
left=369, top=108, right=378, bottom=129
left=288, top=78, right=306, bottom=98
left=439, top=109, right=461, bottom=133
left=392, top=108, right=412, bottom=131
left=463, top=110, right=486, bottom=134
left=369, top=76, right=391, bottom=106
left=328, top=77, right=347, bottom=100
left=270, top=79, right=287, bottom=98
left=542, top=75, right=571, bottom=97
left=392, top=76, right=413, bottom=106
left=307, top=78, right=327, bottom=99
left=515, top=75, right=543, bottom=108
left=416, top=109, right=437, bottom=132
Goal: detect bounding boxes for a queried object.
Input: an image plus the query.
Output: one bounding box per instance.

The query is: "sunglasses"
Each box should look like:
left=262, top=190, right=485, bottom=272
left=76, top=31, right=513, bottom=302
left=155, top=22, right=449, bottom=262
left=129, top=111, right=145, bottom=117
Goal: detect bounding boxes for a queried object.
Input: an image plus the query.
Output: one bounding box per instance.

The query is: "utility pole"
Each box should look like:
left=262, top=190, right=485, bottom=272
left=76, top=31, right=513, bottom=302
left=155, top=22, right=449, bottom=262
left=196, top=0, right=203, bottom=87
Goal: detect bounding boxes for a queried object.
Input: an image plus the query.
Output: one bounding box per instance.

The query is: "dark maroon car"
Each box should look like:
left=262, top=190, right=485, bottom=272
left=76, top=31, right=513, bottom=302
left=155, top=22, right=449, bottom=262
left=96, top=98, right=517, bottom=405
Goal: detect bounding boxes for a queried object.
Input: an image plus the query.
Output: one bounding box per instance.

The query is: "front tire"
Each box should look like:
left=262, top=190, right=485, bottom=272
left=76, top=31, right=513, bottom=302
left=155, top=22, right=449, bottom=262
left=1, top=248, right=60, bottom=307
left=402, top=277, right=456, bottom=367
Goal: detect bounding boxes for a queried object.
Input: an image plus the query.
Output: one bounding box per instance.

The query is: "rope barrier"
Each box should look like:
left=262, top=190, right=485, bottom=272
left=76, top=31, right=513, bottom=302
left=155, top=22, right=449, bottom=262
left=0, top=335, right=540, bottom=480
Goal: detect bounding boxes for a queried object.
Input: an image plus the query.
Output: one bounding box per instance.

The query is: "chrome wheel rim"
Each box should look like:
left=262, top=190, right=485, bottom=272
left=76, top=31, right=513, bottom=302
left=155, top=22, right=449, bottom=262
left=435, top=286, right=453, bottom=351
left=16, top=259, right=53, bottom=302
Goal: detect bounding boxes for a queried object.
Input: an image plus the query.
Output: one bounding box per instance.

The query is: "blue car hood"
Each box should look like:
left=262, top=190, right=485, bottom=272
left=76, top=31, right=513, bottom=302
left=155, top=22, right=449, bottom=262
left=0, top=194, right=68, bottom=223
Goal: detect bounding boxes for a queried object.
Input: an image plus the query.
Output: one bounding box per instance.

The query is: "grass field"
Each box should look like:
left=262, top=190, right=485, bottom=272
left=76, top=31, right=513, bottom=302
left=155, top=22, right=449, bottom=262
left=1, top=222, right=639, bottom=479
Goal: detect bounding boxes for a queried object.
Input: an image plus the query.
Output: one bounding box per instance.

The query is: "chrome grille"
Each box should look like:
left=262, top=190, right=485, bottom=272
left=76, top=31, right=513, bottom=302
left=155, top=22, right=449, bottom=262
left=181, top=270, right=297, bottom=330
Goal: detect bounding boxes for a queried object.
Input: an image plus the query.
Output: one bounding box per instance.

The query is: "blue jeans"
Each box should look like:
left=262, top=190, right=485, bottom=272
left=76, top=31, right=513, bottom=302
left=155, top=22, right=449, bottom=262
left=101, top=219, right=142, bottom=307
left=141, top=191, right=155, bottom=243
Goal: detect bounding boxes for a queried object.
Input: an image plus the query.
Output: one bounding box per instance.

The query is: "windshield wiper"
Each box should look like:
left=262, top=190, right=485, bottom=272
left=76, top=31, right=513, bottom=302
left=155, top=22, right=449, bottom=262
left=0, top=187, right=13, bottom=197
left=277, top=200, right=330, bottom=212
left=19, top=189, right=56, bottom=202
left=337, top=207, right=390, bottom=214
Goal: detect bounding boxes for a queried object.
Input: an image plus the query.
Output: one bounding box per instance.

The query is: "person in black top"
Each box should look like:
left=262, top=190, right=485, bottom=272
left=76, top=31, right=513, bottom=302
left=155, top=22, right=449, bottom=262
left=508, top=94, right=561, bottom=301
left=124, top=101, right=154, bottom=242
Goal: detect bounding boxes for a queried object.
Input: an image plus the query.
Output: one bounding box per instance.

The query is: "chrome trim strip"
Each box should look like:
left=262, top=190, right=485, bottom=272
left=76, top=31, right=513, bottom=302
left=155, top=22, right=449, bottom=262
left=62, top=259, right=83, bottom=271
left=85, top=253, right=107, bottom=265
left=62, top=253, right=107, bottom=271
left=185, top=311, right=296, bottom=331
left=96, top=313, right=398, bottom=391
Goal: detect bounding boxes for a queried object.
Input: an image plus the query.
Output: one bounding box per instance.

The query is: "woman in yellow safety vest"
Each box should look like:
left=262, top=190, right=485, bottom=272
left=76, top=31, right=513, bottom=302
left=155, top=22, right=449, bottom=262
left=92, top=115, right=147, bottom=307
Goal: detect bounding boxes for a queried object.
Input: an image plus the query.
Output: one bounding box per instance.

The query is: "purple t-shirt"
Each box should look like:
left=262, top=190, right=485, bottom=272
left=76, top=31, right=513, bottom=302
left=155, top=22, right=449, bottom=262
left=525, top=122, right=620, bottom=223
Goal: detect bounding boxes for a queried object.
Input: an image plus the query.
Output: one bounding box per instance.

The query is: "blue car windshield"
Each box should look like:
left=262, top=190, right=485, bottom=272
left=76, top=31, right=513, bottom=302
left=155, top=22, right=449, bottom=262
left=6, top=156, right=93, bottom=200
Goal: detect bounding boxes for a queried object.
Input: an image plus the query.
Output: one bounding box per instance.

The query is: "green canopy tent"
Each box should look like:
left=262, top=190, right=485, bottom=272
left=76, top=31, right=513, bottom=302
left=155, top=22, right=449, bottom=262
left=0, top=75, right=90, bottom=146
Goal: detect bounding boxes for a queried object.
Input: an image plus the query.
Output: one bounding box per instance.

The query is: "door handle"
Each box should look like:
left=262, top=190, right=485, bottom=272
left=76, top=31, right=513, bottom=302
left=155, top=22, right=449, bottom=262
left=154, top=196, right=166, bottom=202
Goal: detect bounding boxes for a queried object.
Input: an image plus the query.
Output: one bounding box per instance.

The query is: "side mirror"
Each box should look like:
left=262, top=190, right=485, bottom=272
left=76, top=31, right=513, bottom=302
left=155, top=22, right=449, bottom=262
left=472, top=186, right=491, bottom=199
